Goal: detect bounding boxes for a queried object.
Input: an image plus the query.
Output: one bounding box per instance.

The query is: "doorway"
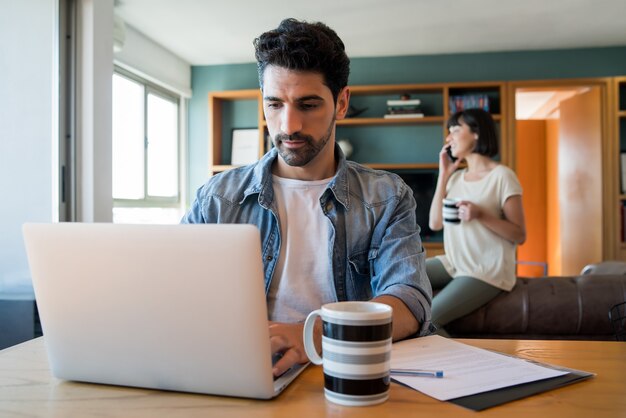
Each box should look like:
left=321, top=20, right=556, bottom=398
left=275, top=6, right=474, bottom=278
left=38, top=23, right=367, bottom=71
left=510, top=80, right=610, bottom=277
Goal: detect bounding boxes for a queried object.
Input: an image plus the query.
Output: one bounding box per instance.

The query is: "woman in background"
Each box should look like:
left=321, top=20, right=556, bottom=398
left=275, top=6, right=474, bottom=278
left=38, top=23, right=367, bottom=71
left=427, top=108, right=526, bottom=335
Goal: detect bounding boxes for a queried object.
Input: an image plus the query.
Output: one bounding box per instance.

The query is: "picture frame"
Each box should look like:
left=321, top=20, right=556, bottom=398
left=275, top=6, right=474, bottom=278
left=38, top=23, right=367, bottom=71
left=230, top=128, right=260, bottom=166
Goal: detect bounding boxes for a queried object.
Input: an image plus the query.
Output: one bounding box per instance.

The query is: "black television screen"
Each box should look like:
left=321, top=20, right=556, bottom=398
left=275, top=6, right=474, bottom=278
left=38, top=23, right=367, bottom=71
left=392, top=170, right=441, bottom=242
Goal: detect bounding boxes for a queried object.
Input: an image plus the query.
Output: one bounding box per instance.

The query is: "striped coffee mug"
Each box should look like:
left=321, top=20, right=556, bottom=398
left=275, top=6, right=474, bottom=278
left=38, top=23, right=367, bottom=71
left=442, top=198, right=461, bottom=224
left=303, top=301, right=393, bottom=406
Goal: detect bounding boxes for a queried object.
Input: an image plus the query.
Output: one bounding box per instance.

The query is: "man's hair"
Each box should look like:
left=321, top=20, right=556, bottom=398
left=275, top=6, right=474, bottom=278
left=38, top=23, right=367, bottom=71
left=447, top=108, right=499, bottom=157
left=253, top=18, right=350, bottom=103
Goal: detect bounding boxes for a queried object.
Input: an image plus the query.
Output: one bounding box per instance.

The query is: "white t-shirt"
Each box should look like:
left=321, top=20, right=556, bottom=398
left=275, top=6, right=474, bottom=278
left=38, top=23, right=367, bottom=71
left=436, top=164, right=522, bottom=291
left=267, top=175, right=336, bottom=322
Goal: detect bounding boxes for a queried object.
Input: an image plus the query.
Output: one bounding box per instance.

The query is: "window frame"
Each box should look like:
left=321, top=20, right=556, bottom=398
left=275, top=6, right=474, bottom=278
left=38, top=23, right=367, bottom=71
left=112, top=66, right=181, bottom=209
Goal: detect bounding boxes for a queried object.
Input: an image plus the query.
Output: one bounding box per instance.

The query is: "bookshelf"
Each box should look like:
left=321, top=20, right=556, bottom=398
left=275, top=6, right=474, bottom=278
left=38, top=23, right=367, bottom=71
left=207, top=89, right=265, bottom=174
left=208, top=82, right=506, bottom=172
left=334, top=82, right=505, bottom=170
left=207, top=81, right=506, bottom=254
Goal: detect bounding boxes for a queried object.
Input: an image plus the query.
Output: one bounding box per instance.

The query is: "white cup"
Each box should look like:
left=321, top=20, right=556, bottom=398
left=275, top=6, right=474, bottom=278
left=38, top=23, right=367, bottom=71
left=442, top=198, right=461, bottom=224
left=303, top=301, right=393, bottom=406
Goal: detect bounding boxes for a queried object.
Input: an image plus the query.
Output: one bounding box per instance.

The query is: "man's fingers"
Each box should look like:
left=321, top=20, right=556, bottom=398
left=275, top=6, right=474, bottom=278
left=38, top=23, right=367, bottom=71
left=272, top=348, right=301, bottom=377
left=268, top=322, right=310, bottom=376
left=269, top=334, right=288, bottom=355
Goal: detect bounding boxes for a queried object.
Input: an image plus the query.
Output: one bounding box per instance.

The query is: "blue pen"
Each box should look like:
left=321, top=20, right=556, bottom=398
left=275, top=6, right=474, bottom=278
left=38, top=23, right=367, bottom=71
left=390, top=369, right=444, bottom=378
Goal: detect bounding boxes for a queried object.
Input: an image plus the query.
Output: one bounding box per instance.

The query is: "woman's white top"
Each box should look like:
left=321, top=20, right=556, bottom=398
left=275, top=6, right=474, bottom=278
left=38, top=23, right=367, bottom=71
left=436, top=164, right=522, bottom=291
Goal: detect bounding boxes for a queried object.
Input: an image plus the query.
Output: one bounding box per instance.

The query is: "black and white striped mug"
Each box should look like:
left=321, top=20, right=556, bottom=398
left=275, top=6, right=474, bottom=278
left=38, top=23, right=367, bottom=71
left=442, top=198, right=461, bottom=224
left=303, top=301, right=393, bottom=406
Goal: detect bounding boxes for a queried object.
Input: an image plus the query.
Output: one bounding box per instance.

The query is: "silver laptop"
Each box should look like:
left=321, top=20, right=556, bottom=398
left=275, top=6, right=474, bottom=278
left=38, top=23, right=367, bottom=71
left=22, top=222, right=306, bottom=399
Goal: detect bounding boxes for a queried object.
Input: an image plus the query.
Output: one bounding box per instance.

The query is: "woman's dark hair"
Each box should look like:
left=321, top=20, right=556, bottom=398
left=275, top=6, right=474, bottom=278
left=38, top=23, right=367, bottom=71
left=253, top=18, right=350, bottom=103
left=447, top=108, right=499, bottom=157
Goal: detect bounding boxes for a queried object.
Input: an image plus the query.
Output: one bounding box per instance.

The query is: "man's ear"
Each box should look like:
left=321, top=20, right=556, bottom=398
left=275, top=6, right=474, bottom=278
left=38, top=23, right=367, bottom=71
left=335, top=87, right=350, bottom=120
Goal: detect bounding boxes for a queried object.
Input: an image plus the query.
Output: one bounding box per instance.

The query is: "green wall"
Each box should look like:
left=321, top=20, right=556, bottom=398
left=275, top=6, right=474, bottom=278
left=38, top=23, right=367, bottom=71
left=188, top=46, right=626, bottom=201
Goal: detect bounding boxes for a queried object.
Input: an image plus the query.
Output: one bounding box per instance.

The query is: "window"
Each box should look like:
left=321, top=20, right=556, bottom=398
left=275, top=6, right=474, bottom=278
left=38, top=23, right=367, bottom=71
left=112, top=70, right=182, bottom=224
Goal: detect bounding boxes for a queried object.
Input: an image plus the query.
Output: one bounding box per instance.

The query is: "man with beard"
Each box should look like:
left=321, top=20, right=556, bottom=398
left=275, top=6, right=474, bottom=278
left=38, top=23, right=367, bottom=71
left=182, top=18, right=432, bottom=376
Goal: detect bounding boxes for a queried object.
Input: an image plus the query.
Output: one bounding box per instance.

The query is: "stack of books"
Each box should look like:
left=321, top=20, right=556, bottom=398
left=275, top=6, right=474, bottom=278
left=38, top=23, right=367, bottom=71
left=384, top=98, right=424, bottom=119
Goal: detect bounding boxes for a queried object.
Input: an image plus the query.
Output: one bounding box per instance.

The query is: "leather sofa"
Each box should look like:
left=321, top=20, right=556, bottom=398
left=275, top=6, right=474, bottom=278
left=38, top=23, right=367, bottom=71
left=444, top=275, right=626, bottom=341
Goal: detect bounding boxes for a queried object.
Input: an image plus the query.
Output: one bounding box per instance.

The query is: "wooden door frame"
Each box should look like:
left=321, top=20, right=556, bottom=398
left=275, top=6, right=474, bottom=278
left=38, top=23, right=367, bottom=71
left=506, top=78, right=616, bottom=261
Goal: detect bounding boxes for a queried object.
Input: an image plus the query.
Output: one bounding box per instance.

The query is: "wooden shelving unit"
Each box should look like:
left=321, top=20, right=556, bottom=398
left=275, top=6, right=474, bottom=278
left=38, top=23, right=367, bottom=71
left=207, top=81, right=507, bottom=252
left=616, top=77, right=626, bottom=255
left=208, top=89, right=264, bottom=175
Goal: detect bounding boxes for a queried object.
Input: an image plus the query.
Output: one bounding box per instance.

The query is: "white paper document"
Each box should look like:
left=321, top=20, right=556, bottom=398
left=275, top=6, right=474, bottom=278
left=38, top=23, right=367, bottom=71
left=391, top=335, right=568, bottom=401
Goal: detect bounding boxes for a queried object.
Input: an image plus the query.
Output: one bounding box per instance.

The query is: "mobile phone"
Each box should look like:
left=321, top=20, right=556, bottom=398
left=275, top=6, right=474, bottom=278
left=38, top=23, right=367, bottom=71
left=446, top=146, right=457, bottom=162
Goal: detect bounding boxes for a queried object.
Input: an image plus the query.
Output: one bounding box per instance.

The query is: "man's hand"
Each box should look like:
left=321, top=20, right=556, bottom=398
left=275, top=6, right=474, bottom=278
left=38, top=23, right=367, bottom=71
left=269, top=321, right=320, bottom=377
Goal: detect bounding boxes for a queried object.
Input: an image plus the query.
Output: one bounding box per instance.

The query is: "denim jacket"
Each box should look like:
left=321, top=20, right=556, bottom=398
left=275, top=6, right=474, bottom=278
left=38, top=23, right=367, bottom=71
left=182, top=146, right=432, bottom=335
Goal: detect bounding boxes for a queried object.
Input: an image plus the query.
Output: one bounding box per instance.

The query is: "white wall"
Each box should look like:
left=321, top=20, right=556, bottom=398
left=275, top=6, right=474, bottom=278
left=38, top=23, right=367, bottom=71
left=0, top=0, right=56, bottom=294
left=114, top=23, right=191, bottom=98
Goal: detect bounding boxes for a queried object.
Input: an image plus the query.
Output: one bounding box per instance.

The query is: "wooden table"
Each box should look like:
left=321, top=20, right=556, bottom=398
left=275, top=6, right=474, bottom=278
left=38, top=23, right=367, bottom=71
left=0, top=337, right=624, bottom=417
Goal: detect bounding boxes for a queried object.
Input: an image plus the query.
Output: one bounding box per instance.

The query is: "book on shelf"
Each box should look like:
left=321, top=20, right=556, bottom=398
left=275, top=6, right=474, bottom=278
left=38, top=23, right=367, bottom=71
left=387, top=98, right=421, bottom=106
left=384, top=113, right=425, bottom=119
left=386, top=104, right=424, bottom=118
left=449, top=94, right=490, bottom=113
left=387, top=105, right=422, bottom=113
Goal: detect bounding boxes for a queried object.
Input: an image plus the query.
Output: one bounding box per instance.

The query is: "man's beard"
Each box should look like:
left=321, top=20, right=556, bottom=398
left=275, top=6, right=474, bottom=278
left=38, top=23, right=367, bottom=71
left=272, top=118, right=335, bottom=167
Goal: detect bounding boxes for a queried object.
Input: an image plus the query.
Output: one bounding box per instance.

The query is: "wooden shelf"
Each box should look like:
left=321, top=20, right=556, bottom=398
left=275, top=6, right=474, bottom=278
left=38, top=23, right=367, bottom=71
left=210, top=89, right=260, bottom=100
left=338, top=115, right=501, bottom=126
left=211, top=165, right=236, bottom=173
left=619, top=110, right=626, bottom=117
left=349, top=84, right=446, bottom=94
left=338, top=116, right=444, bottom=126
left=364, top=163, right=438, bottom=170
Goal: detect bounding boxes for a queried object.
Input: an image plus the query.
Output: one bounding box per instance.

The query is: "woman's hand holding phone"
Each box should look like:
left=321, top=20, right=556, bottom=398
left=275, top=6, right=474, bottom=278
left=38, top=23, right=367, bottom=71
left=439, top=139, right=460, bottom=178
left=446, top=145, right=457, bottom=162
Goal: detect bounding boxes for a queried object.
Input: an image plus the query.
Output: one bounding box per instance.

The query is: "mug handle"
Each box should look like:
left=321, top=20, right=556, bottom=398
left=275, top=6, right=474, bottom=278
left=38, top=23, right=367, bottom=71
left=303, top=309, right=323, bottom=365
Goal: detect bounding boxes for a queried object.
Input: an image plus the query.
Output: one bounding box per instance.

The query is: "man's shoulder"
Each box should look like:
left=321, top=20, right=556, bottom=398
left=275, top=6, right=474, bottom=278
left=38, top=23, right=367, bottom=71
left=344, top=161, right=408, bottom=201
left=197, top=163, right=260, bottom=202
left=345, top=160, right=401, bottom=179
